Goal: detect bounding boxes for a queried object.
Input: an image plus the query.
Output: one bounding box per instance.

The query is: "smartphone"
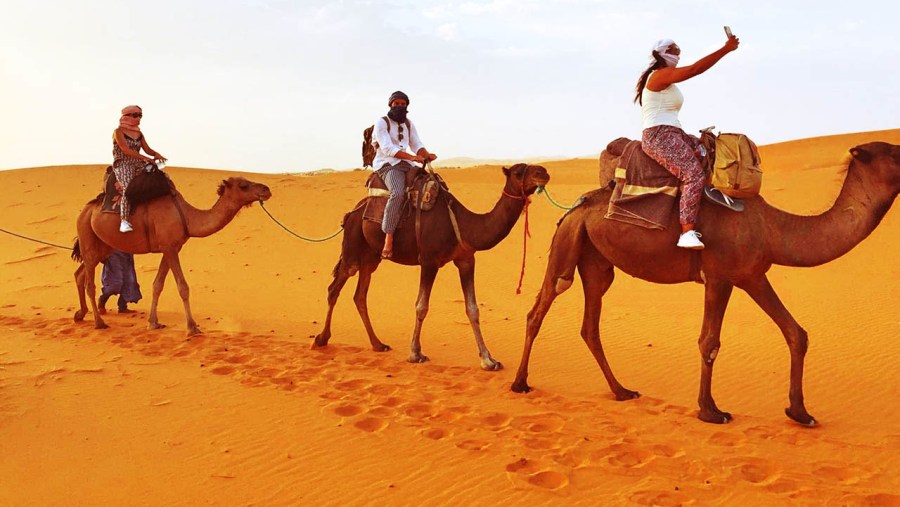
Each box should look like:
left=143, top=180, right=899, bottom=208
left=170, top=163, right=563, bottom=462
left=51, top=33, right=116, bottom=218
left=724, top=26, right=733, bottom=37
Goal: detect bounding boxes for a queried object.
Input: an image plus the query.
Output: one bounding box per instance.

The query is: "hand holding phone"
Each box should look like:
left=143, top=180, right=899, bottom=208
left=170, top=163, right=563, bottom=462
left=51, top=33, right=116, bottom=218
left=724, top=26, right=733, bottom=38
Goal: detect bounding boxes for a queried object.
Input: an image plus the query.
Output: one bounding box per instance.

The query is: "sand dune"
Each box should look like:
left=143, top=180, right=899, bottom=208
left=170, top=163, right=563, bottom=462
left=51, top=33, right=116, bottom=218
left=1, top=130, right=898, bottom=505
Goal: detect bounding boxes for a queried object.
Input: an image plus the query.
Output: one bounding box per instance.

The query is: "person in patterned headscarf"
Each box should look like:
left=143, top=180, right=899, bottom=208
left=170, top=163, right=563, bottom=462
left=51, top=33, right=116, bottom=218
left=112, top=105, right=167, bottom=232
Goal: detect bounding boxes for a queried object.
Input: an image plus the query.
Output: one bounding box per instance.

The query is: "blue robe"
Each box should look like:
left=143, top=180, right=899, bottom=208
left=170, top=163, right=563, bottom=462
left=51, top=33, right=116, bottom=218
left=100, top=250, right=142, bottom=304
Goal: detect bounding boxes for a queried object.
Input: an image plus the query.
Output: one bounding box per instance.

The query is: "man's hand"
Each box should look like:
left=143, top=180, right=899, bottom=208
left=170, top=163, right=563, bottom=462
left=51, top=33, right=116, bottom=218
left=426, top=153, right=438, bottom=161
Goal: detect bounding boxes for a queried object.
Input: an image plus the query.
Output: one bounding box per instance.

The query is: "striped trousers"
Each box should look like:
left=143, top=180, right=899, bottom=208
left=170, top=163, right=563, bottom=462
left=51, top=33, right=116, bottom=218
left=378, top=161, right=413, bottom=234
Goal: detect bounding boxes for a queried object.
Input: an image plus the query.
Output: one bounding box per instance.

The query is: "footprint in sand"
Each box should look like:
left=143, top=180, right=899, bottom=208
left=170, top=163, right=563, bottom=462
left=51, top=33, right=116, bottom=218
left=837, top=493, right=900, bottom=506
left=707, top=431, right=746, bottom=447
left=601, top=443, right=657, bottom=469
left=650, top=443, right=686, bottom=459
left=210, top=365, right=236, bottom=375
left=401, top=402, right=438, bottom=419
left=505, top=458, right=569, bottom=492
left=510, top=413, right=568, bottom=434
left=727, top=457, right=782, bottom=485
left=420, top=427, right=450, bottom=440
left=456, top=439, right=491, bottom=451
left=480, top=412, right=513, bottom=429
left=629, top=489, right=694, bottom=507
left=354, top=417, right=388, bottom=433
left=334, top=379, right=369, bottom=391
left=331, top=403, right=364, bottom=417
left=812, top=464, right=871, bottom=485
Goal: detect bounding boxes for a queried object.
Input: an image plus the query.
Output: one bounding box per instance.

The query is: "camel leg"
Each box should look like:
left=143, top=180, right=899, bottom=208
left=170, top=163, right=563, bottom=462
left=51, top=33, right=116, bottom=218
left=454, top=257, right=501, bottom=371
left=83, top=261, right=108, bottom=329
left=148, top=257, right=170, bottom=330
left=408, top=264, right=439, bottom=363
left=313, top=257, right=357, bottom=348
left=738, top=275, right=816, bottom=426
left=162, top=252, right=200, bottom=336
left=353, top=261, right=391, bottom=352
left=697, top=279, right=734, bottom=424
left=73, top=264, right=89, bottom=322
left=512, top=214, right=585, bottom=393
left=577, top=256, right=638, bottom=401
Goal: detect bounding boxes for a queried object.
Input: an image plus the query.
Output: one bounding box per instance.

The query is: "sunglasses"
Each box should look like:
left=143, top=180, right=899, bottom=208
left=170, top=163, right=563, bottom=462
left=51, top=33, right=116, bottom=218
left=126, top=113, right=143, bottom=118
left=398, top=124, right=404, bottom=142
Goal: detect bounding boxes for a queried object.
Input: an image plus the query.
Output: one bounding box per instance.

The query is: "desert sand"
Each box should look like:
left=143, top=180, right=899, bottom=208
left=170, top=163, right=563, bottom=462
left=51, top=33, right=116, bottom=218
left=1, top=130, right=898, bottom=505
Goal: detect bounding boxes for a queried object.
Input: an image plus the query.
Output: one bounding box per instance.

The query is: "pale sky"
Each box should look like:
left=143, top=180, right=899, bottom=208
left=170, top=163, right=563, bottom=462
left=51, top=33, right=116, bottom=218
left=1, top=0, right=897, bottom=173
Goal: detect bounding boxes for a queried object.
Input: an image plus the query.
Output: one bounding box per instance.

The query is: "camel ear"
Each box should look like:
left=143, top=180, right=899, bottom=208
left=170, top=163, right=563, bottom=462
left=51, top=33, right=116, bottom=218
left=502, top=166, right=510, bottom=176
left=850, top=147, right=872, bottom=163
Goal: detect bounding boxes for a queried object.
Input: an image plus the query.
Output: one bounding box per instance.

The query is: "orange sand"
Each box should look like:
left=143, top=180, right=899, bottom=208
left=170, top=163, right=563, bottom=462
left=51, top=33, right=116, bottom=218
left=1, top=130, right=898, bottom=505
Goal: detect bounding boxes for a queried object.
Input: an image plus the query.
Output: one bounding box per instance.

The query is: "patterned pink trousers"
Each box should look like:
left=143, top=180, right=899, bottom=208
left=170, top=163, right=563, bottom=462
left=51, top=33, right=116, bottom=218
left=641, top=125, right=705, bottom=225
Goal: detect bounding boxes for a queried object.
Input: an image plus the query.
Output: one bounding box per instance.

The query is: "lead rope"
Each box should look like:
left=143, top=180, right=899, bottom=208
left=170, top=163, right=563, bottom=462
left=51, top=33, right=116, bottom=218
left=515, top=197, right=532, bottom=294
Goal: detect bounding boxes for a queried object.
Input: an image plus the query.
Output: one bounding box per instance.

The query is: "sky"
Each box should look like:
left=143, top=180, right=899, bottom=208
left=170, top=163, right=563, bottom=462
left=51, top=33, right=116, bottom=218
left=1, top=0, right=898, bottom=173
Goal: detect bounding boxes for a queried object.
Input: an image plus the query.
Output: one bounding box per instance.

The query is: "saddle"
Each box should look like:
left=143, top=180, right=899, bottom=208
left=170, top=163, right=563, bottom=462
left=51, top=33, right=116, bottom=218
left=605, top=140, right=680, bottom=230
left=100, top=166, right=120, bottom=213
left=362, top=165, right=447, bottom=227
left=100, top=165, right=176, bottom=213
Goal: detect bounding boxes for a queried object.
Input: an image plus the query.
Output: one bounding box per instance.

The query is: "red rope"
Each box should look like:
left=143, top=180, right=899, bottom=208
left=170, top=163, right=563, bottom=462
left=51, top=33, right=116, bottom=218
left=515, top=198, right=532, bottom=295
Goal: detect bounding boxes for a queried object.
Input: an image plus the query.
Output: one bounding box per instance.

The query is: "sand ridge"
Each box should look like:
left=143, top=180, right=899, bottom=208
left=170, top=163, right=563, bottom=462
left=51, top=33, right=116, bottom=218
left=1, top=130, right=899, bottom=504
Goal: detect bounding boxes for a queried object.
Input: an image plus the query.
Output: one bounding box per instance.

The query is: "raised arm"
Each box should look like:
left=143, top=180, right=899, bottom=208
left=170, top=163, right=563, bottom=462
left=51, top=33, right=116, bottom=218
left=648, top=35, right=740, bottom=91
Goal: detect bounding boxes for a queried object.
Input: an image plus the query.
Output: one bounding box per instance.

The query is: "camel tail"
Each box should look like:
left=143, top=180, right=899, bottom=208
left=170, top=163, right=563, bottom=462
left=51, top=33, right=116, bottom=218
left=330, top=256, right=343, bottom=278
left=71, top=238, right=83, bottom=263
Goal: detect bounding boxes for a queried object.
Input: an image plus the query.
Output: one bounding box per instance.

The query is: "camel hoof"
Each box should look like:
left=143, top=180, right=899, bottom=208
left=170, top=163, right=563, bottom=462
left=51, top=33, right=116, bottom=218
left=408, top=353, right=429, bottom=363
left=785, top=408, right=817, bottom=427
left=186, top=326, right=202, bottom=337
left=73, top=310, right=87, bottom=322
left=148, top=323, right=167, bottom=330
left=614, top=389, right=641, bottom=401
left=698, top=410, right=733, bottom=424
left=481, top=360, right=503, bottom=371
left=372, top=343, right=392, bottom=352
left=94, top=320, right=109, bottom=330
left=312, top=333, right=330, bottom=348
left=511, top=380, right=532, bottom=393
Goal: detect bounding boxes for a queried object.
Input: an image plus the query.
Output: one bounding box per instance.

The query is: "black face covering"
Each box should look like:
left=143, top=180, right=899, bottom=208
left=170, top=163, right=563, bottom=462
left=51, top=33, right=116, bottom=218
left=387, top=105, right=408, bottom=123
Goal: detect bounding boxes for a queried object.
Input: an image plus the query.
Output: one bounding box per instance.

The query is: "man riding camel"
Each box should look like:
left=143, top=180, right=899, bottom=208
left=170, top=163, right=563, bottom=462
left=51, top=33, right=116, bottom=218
left=371, top=91, right=437, bottom=259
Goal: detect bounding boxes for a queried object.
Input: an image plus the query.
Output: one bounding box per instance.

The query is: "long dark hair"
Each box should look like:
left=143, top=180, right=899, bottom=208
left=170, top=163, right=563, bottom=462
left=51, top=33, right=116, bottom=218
left=634, top=52, right=667, bottom=105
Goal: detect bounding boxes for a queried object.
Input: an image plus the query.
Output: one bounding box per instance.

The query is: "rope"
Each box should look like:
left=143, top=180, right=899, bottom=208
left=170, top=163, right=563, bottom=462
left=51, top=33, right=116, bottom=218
left=258, top=201, right=343, bottom=243
left=515, top=198, right=531, bottom=295
left=0, top=227, right=71, bottom=250
left=536, top=186, right=574, bottom=210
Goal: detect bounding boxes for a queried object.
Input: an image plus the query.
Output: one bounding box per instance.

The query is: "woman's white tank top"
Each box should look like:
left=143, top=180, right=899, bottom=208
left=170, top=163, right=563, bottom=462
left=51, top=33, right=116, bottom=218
left=641, top=81, right=683, bottom=130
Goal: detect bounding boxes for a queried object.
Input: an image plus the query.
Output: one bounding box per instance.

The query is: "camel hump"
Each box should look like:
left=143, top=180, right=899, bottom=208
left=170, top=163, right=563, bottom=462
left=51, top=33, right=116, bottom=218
left=606, top=137, right=633, bottom=157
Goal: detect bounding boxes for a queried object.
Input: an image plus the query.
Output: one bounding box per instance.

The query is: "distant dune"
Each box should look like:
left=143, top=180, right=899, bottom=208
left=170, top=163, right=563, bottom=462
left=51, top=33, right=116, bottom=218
left=0, top=130, right=898, bottom=505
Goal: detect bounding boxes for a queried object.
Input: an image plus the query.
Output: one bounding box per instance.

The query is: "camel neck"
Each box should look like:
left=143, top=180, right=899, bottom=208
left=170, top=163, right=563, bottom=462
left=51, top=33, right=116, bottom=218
left=453, top=191, right=526, bottom=252
left=178, top=193, right=244, bottom=238
left=767, top=164, right=895, bottom=267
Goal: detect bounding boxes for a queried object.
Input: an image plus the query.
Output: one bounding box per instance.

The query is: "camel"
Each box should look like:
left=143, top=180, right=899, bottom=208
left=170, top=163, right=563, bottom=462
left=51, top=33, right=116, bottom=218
left=314, top=164, right=551, bottom=370
left=512, top=141, right=900, bottom=425
left=72, top=176, right=272, bottom=335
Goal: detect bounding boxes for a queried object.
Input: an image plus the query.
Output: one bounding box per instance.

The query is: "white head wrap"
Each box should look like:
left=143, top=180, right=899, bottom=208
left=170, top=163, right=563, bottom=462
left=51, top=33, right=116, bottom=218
left=651, top=38, right=679, bottom=67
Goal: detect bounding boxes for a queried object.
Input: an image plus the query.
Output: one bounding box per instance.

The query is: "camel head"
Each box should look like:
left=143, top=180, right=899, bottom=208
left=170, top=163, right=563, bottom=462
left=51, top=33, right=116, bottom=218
left=502, top=163, right=551, bottom=197
left=217, top=177, right=273, bottom=207
left=849, top=142, right=900, bottom=197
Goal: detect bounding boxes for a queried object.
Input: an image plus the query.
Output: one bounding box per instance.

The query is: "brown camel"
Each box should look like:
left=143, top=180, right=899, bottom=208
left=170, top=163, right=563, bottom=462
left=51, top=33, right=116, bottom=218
left=314, top=164, right=551, bottom=370
left=512, top=141, right=900, bottom=425
left=72, top=176, right=272, bottom=335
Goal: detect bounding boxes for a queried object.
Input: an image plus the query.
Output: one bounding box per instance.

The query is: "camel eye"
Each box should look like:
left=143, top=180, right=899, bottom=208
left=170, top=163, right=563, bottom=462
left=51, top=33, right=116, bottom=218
left=239, top=183, right=249, bottom=190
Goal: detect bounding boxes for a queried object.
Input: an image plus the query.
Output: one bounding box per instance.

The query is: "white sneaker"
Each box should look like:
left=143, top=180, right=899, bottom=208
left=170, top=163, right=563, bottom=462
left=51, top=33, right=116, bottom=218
left=119, top=220, right=133, bottom=233
left=677, top=230, right=704, bottom=249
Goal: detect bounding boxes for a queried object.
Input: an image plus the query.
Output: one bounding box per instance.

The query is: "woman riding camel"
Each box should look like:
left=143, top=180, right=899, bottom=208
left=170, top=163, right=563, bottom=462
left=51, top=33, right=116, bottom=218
left=113, top=105, right=166, bottom=232
left=635, top=31, right=740, bottom=249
